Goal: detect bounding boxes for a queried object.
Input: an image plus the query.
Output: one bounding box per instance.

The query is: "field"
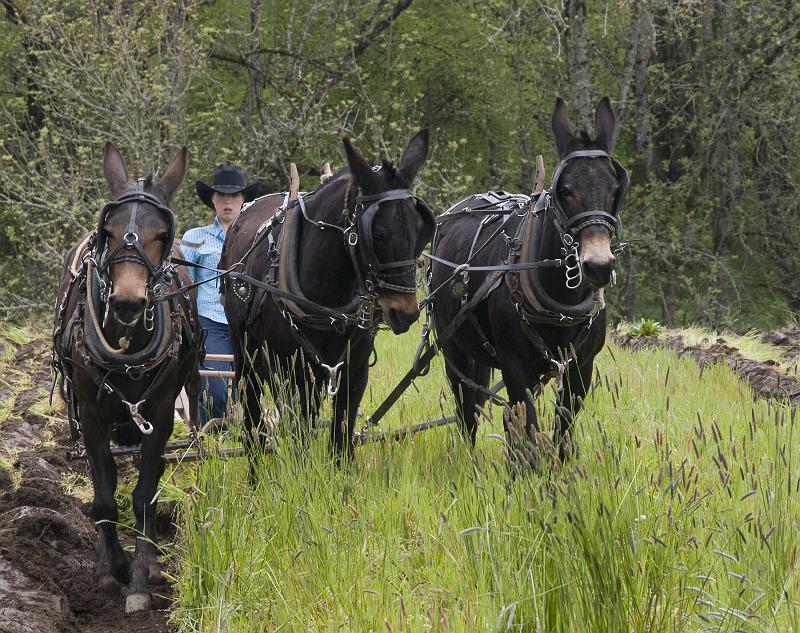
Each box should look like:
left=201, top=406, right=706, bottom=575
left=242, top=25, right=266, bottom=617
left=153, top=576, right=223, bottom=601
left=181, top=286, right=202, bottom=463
left=163, top=323, right=800, bottom=632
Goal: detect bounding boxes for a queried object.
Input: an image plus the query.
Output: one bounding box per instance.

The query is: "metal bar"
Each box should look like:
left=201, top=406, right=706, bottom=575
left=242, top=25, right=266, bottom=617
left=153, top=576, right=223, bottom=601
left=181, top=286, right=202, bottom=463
left=356, top=415, right=458, bottom=445
left=199, top=370, right=236, bottom=378
left=204, top=354, right=234, bottom=362
left=163, top=447, right=247, bottom=463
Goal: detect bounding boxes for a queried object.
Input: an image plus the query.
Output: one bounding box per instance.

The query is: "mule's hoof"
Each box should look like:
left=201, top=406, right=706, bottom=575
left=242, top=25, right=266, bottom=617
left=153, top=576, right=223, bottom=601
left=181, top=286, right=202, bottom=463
left=125, top=592, right=152, bottom=613
left=98, top=575, right=122, bottom=595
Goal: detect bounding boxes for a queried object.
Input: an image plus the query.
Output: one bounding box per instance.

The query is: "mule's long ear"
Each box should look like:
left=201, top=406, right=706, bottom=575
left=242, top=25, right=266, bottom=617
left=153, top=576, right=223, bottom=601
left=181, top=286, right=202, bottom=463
left=551, top=97, right=575, bottom=156
left=343, top=137, right=379, bottom=192
left=103, top=142, right=129, bottom=196
left=594, top=97, right=616, bottom=152
left=397, top=129, right=429, bottom=185
left=153, top=146, right=188, bottom=204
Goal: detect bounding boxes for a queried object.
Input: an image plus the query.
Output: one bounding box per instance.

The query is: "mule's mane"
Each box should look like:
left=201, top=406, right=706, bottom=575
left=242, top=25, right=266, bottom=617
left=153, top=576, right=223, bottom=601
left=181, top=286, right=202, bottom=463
left=569, top=131, right=607, bottom=152
left=115, top=174, right=155, bottom=197
left=312, top=157, right=408, bottom=196
left=314, top=164, right=352, bottom=195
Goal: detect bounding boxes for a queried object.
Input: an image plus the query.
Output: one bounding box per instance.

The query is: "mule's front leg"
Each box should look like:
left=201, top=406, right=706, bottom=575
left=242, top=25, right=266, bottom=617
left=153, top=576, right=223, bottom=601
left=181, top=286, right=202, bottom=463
left=553, top=357, right=594, bottom=462
left=331, top=358, right=368, bottom=462
left=83, top=407, right=130, bottom=593
left=126, top=409, right=171, bottom=613
left=500, top=359, right=546, bottom=472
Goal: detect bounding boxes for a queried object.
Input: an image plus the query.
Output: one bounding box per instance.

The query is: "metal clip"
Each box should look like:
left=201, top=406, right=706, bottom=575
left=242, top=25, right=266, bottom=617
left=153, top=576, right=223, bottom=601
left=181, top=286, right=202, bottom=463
left=321, top=361, right=345, bottom=397
left=122, top=399, right=153, bottom=434
left=550, top=358, right=566, bottom=393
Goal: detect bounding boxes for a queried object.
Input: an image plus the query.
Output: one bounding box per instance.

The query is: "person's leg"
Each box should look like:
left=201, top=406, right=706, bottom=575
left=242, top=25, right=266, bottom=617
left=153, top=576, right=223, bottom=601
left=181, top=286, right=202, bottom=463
left=199, top=316, right=233, bottom=424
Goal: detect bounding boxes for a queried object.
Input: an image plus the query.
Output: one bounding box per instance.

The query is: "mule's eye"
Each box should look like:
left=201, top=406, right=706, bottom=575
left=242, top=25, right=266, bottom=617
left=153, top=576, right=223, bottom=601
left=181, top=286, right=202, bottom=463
left=558, top=184, right=573, bottom=198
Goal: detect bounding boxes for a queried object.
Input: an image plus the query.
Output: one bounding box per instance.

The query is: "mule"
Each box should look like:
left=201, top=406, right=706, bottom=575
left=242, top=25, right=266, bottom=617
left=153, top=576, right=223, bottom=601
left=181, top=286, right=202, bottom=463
left=429, top=97, right=628, bottom=462
left=220, top=131, right=431, bottom=461
left=52, top=143, right=200, bottom=611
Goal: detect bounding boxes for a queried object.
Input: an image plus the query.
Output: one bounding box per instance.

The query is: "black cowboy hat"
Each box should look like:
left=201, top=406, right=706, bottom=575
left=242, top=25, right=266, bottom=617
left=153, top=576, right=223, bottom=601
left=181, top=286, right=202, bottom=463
left=195, top=163, right=262, bottom=209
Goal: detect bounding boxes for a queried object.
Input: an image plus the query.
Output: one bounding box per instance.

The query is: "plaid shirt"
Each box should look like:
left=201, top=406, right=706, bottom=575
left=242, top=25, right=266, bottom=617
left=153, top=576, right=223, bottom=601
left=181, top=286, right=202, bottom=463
left=180, top=219, right=228, bottom=324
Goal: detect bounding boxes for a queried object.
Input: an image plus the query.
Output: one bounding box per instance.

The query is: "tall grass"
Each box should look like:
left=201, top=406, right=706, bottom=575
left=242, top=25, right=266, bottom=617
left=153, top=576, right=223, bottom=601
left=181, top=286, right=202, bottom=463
left=166, top=325, right=800, bottom=632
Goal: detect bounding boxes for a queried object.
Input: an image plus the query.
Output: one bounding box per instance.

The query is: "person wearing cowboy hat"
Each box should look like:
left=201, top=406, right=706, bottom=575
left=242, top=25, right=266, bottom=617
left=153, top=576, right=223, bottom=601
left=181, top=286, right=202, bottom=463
left=181, top=163, right=260, bottom=428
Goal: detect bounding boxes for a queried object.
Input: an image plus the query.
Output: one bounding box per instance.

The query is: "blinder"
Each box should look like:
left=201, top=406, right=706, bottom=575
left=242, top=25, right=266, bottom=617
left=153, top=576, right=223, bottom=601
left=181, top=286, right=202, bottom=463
left=95, top=178, right=176, bottom=281
left=353, top=188, right=435, bottom=285
left=548, top=149, right=629, bottom=241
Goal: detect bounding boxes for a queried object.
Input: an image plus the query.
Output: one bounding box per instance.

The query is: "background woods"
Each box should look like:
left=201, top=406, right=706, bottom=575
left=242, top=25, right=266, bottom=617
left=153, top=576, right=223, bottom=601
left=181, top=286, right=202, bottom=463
left=0, top=0, right=797, bottom=328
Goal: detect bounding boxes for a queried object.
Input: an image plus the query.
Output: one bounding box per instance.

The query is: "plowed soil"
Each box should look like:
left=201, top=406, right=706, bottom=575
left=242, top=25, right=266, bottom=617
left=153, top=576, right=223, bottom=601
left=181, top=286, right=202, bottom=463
left=612, top=331, right=800, bottom=404
left=0, top=334, right=171, bottom=633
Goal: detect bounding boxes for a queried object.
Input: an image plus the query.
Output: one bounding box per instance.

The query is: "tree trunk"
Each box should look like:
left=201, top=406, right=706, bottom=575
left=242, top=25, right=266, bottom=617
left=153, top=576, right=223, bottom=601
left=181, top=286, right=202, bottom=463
left=564, top=0, right=592, bottom=131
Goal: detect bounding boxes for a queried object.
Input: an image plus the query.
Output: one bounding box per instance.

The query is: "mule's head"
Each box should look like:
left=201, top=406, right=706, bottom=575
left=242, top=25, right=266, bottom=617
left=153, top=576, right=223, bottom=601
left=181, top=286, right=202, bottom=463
left=551, top=97, right=628, bottom=290
left=100, top=143, right=187, bottom=326
left=343, top=130, right=432, bottom=334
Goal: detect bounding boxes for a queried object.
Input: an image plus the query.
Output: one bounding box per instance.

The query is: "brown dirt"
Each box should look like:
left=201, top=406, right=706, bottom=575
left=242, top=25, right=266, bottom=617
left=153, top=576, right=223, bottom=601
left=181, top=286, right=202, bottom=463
left=0, top=334, right=173, bottom=633
left=612, top=332, right=800, bottom=404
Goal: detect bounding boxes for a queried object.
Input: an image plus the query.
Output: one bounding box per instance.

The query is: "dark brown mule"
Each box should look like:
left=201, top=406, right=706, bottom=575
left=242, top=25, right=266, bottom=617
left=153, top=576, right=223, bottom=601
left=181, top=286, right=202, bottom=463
left=220, top=131, right=431, bottom=462
left=52, top=143, right=200, bottom=612
left=429, top=98, right=628, bottom=464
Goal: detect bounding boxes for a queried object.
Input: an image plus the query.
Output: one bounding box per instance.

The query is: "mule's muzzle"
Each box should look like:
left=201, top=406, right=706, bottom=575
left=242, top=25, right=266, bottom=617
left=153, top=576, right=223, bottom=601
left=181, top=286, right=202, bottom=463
left=578, top=225, right=616, bottom=289
left=110, top=295, right=146, bottom=327
left=378, top=294, right=420, bottom=334
left=386, top=306, right=420, bottom=334
left=582, top=255, right=616, bottom=289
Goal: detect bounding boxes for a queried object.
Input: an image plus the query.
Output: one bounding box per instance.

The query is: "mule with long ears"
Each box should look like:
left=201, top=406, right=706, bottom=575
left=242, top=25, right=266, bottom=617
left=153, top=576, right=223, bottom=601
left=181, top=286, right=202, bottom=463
left=52, top=143, right=200, bottom=612
left=220, top=130, right=431, bottom=462
left=428, top=97, right=628, bottom=463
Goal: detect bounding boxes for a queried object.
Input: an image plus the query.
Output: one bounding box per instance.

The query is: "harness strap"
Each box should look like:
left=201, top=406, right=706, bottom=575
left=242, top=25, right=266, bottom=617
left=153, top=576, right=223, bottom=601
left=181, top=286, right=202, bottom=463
left=423, top=252, right=564, bottom=272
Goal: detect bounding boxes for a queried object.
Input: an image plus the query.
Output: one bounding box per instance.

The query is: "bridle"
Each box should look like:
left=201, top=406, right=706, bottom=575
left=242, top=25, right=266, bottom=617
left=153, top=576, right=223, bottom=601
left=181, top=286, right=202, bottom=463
left=93, top=178, right=176, bottom=313
left=548, top=149, right=628, bottom=240
left=538, top=149, right=629, bottom=289
left=346, top=187, right=436, bottom=294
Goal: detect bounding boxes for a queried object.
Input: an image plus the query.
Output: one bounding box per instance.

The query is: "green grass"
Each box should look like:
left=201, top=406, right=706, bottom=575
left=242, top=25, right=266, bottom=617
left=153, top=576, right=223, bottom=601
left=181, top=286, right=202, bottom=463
left=162, top=324, right=799, bottom=632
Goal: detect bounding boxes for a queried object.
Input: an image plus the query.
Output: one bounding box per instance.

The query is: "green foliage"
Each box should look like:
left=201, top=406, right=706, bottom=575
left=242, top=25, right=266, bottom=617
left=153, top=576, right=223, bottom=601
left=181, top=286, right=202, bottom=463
left=619, top=318, right=664, bottom=337
left=1, top=0, right=798, bottom=327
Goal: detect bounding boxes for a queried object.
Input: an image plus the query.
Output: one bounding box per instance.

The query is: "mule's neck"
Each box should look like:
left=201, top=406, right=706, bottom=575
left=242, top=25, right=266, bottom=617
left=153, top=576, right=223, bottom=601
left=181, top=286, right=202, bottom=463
left=296, top=176, right=359, bottom=306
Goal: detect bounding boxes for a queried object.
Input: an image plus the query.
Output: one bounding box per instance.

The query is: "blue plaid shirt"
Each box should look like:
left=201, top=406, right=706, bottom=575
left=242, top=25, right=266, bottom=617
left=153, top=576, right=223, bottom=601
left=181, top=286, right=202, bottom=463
left=180, top=219, right=228, bottom=324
